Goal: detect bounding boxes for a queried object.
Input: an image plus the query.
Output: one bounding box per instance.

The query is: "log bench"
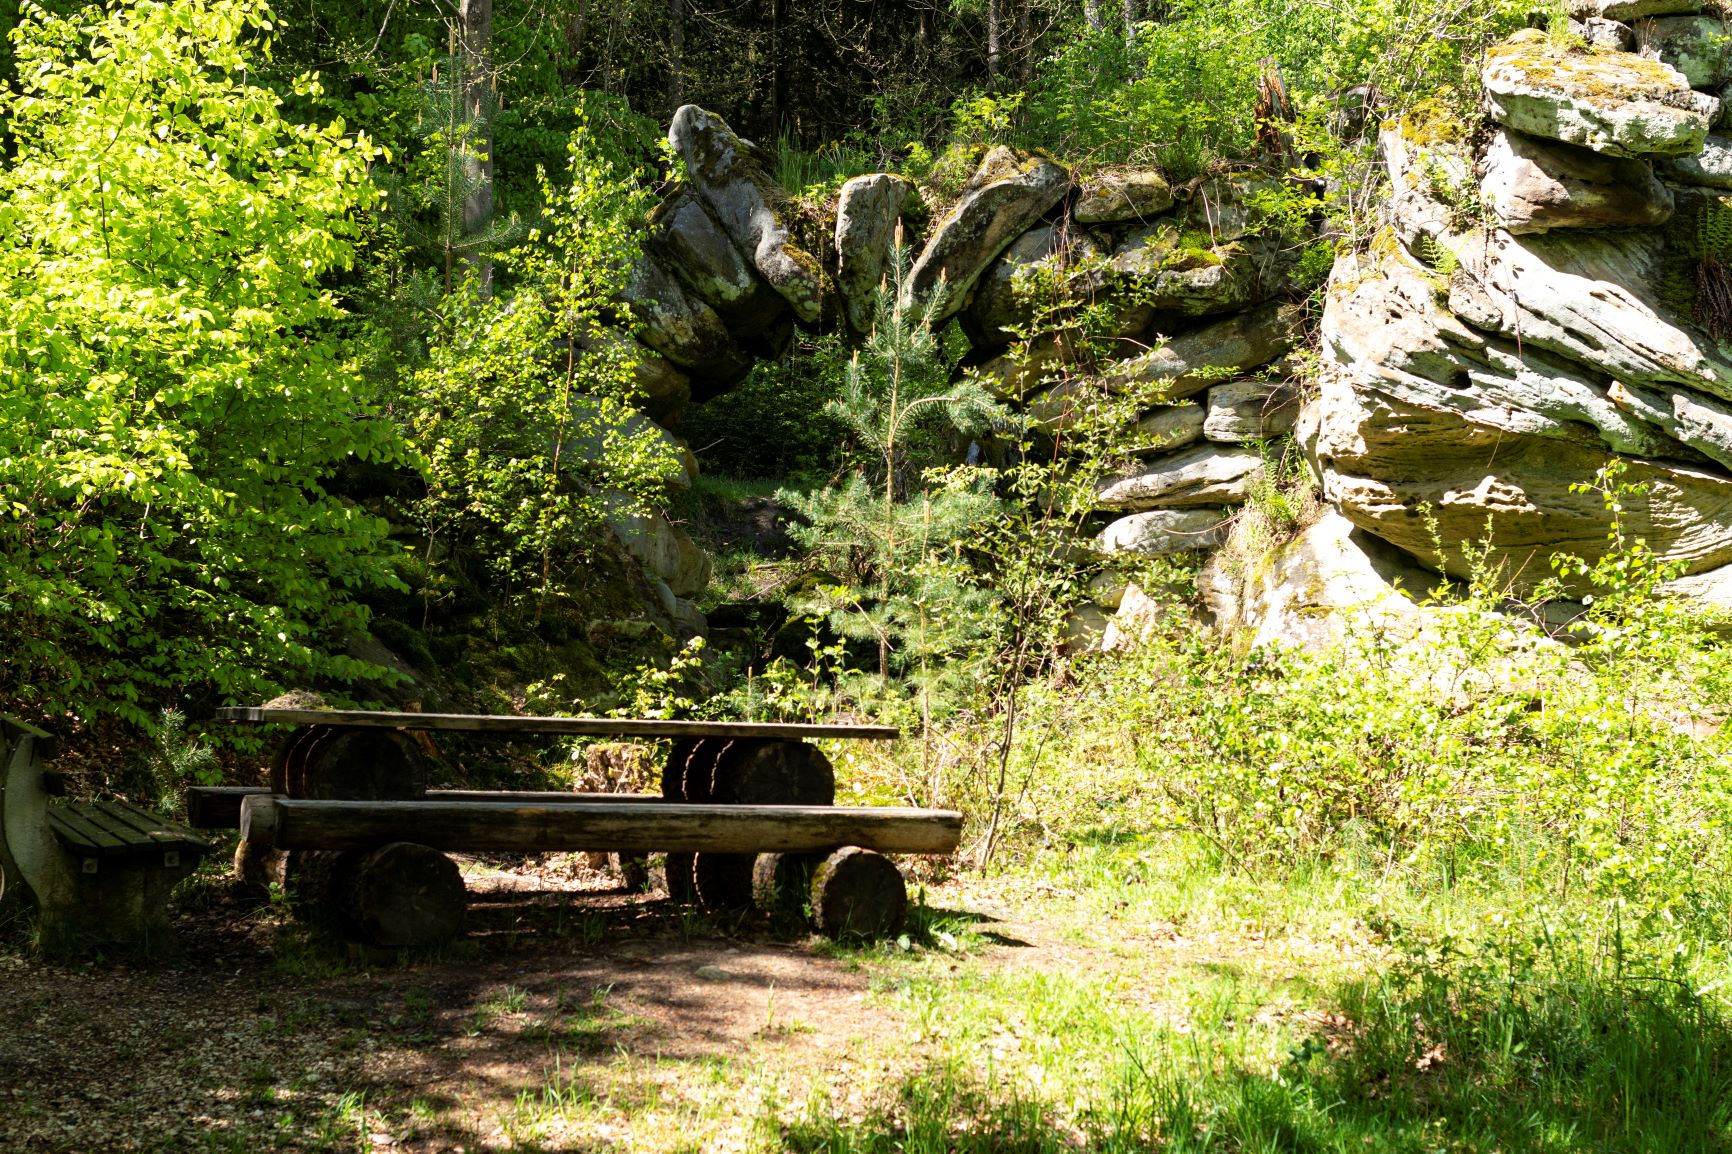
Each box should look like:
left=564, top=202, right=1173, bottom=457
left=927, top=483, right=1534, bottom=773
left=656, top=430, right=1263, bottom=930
left=209, top=707, right=959, bottom=947
left=1, top=715, right=211, bottom=956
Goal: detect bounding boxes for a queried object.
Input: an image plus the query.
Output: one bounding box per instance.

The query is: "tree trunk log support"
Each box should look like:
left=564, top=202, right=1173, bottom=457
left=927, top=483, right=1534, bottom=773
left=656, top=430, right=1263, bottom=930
left=240, top=797, right=962, bottom=856
left=811, top=847, right=906, bottom=940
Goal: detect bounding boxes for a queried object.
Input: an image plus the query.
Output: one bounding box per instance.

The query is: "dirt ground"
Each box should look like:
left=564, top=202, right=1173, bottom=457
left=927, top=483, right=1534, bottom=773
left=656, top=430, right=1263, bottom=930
left=0, top=855, right=1013, bottom=1154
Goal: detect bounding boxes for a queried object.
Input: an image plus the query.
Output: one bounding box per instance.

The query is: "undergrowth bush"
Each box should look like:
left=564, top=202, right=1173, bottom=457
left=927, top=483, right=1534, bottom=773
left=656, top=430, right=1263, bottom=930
left=844, top=465, right=1732, bottom=937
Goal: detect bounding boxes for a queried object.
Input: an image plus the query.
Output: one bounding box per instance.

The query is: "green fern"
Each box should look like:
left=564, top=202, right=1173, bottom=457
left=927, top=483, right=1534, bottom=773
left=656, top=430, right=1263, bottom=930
left=1416, top=232, right=1460, bottom=277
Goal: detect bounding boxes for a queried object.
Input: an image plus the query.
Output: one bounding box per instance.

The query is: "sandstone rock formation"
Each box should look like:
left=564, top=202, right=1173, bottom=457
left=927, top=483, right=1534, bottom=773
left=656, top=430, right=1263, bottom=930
left=1482, top=29, right=1714, bottom=157
left=902, top=146, right=1070, bottom=325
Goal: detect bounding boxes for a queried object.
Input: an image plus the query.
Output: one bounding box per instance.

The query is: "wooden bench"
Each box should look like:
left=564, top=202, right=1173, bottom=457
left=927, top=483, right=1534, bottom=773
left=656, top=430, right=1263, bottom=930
left=208, top=707, right=958, bottom=947
left=1, top=716, right=211, bottom=956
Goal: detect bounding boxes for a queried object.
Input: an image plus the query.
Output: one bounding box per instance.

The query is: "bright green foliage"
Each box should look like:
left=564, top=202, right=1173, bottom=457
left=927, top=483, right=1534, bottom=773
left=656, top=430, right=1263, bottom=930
left=1023, top=0, right=1527, bottom=177
left=403, top=125, right=682, bottom=622
left=0, top=0, right=400, bottom=727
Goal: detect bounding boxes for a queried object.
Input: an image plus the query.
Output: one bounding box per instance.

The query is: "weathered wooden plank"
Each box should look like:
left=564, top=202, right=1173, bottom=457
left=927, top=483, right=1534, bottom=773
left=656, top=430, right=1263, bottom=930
left=46, top=806, right=130, bottom=856
left=240, top=797, right=964, bottom=856
left=187, top=786, right=674, bottom=830
left=73, top=802, right=162, bottom=848
left=215, top=707, right=900, bottom=741
left=103, top=801, right=210, bottom=851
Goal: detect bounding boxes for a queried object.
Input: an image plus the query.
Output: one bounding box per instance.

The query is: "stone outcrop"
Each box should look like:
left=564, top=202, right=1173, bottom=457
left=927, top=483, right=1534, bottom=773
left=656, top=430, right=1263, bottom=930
left=668, top=105, right=827, bottom=324
left=1479, top=128, right=1673, bottom=232
left=834, top=173, right=916, bottom=334
left=1200, top=512, right=1431, bottom=648
left=902, top=146, right=1070, bottom=324
left=1482, top=29, right=1715, bottom=157
left=1308, top=25, right=1732, bottom=594
left=1096, top=445, right=1266, bottom=511
left=1073, top=170, right=1174, bottom=224
left=1097, top=508, right=1231, bottom=556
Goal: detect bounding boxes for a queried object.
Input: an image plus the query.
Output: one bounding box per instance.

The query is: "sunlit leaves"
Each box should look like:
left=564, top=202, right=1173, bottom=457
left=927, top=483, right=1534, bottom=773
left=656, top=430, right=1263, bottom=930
left=0, top=0, right=401, bottom=727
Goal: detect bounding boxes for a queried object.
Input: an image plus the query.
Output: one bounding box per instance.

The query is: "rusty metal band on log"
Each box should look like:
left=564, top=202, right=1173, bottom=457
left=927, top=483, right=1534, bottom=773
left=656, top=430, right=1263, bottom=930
left=239, top=797, right=963, bottom=855
left=216, top=707, right=900, bottom=741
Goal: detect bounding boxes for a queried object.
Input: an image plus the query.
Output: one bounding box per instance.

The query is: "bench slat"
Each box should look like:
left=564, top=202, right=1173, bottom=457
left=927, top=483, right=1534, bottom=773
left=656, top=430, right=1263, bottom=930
left=242, top=797, right=963, bottom=856
left=103, top=800, right=211, bottom=851
left=47, top=806, right=132, bottom=856
left=215, top=707, right=900, bottom=741
left=48, top=801, right=211, bottom=858
left=73, top=802, right=162, bottom=848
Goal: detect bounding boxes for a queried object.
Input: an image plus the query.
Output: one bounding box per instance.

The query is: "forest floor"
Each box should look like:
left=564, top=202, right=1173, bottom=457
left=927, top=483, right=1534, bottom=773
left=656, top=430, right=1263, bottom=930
left=0, top=846, right=1719, bottom=1153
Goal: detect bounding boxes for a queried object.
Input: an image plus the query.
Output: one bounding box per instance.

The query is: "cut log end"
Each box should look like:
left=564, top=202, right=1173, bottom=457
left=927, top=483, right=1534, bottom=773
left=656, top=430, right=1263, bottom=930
left=811, top=847, right=906, bottom=941
left=713, top=740, right=835, bottom=806
left=752, top=851, right=823, bottom=922
left=693, top=851, right=755, bottom=912
left=337, top=842, right=466, bottom=948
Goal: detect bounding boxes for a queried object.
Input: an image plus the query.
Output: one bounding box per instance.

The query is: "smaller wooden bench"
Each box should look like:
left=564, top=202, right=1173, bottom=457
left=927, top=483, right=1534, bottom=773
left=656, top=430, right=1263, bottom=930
left=48, top=800, right=209, bottom=874
left=1, top=716, right=211, bottom=956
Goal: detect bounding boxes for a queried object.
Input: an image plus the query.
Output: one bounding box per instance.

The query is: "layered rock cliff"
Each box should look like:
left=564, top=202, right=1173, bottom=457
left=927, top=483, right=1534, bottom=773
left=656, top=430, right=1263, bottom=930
left=610, top=10, right=1732, bottom=647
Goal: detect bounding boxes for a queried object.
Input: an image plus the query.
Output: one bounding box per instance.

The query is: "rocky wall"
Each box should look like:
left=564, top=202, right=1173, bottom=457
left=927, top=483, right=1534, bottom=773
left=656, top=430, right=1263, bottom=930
left=618, top=7, right=1732, bottom=650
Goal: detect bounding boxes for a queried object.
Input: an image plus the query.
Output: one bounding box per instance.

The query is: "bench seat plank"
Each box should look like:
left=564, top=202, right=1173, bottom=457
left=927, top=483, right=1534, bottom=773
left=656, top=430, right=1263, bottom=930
left=47, top=805, right=133, bottom=857
left=215, top=707, right=900, bottom=741
left=242, top=797, right=963, bottom=856
left=48, top=801, right=211, bottom=858
left=78, top=801, right=168, bottom=847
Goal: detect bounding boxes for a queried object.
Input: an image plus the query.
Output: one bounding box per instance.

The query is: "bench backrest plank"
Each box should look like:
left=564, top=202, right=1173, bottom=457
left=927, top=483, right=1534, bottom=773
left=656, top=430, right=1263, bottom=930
left=215, top=707, right=900, bottom=741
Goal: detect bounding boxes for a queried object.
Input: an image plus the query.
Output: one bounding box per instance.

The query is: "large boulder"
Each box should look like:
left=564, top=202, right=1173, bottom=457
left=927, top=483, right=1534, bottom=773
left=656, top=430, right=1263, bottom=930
left=1311, top=369, right=1732, bottom=584
left=1645, top=15, right=1732, bottom=90
left=1204, top=379, right=1300, bottom=442
left=1129, top=404, right=1207, bottom=455
left=960, top=224, right=1102, bottom=351
left=902, top=147, right=1070, bottom=324
left=1479, top=128, right=1674, bottom=233
left=668, top=105, right=826, bottom=324
left=1105, top=304, right=1298, bottom=402
left=611, top=511, right=712, bottom=598
left=1095, top=445, right=1266, bottom=510
left=834, top=173, right=917, bottom=335
left=646, top=189, right=788, bottom=339
left=1073, top=169, right=1174, bottom=224
left=1104, top=223, right=1289, bottom=316
left=622, top=254, right=753, bottom=388
left=574, top=327, right=692, bottom=425
left=1096, top=508, right=1231, bottom=556
left=1482, top=29, right=1715, bottom=157
left=1322, top=239, right=1680, bottom=458
left=1445, top=225, right=1732, bottom=403
left=1199, top=511, right=1431, bottom=648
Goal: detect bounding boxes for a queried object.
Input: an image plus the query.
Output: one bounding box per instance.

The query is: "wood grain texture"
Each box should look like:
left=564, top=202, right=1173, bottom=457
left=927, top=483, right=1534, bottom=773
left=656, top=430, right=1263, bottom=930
left=239, top=797, right=963, bottom=855
left=218, top=707, right=900, bottom=741
left=187, top=786, right=670, bottom=830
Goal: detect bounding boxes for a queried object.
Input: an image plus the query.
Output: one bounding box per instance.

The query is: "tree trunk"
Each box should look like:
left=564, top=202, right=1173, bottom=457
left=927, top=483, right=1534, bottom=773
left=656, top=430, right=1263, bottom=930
left=459, top=0, right=494, bottom=292
left=1015, top=0, right=1031, bottom=89
left=986, top=0, right=1001, bottom=86
left=1085, top=0, right=1103, bottom=32
left=669, top=0, right=686, bottom=115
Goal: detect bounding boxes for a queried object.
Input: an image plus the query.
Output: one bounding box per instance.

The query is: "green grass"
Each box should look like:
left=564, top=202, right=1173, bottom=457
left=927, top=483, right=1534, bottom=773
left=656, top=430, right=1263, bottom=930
left=773, top=842, right=1732, bottom=1153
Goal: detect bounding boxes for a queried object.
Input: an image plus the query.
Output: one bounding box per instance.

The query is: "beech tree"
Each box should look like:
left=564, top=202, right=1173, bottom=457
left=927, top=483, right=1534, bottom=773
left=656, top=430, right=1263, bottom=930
left=0, top=0, right=401, bottom=726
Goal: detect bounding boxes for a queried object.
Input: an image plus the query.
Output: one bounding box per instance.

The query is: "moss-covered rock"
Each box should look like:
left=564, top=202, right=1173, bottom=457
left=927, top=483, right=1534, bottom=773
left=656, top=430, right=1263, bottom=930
left=901, top=146, right=1069, bottom=325
left=1483, top=29, right=1716, bottom=157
